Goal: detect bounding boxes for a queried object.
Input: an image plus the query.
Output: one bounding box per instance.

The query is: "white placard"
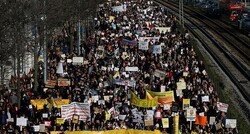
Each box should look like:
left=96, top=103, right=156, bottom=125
left=217, top=102, right=229, bottom=113
left=7, top=118, right=14, bottom=122
left=155, top=111, right=161, bottom=118
left=209, top=116, right=216, bottom=125
left=119, top=115, right=126, bottom=120
left=42, top=113, right=48, bottom=118
left=138, top=41, right=149, bottom=50
left=98, top=100, right=105, bottom=105
left=199, top=112, right=204, bottom=116
left=67, top=59, right=72, bottom=63
left=163, top=104, right=171, bottom=110
left=29, top=105, right=33, bottom=109
left=72, top=57, right=83, bottom=63
left=44, top=121, right=51, bottom=126
left=202, top=96, right=209, bottom=102
left=16, top=117, right=28, bottom=126
left=33, top=125, right=40, bottom=132
left=226, top=119, right=237, bottom=128
left=161, top=85, right=166, bottom=92
left=125, top=67, right=139, bottom=72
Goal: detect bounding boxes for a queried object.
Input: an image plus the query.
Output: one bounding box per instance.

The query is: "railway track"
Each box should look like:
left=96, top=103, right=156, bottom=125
left=154, top=0, right=250, bottom=121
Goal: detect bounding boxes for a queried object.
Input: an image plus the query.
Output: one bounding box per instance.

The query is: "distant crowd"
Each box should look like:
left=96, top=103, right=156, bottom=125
left=0, top=0, right=238, bottom=134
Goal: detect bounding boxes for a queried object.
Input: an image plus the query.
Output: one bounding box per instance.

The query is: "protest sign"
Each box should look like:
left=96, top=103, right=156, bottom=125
left=217, top=102, right=229, bottom=112
left=56, top=118, right=65, bottom=124
left=122, top=39, right=137, bottom=46
left=174, top=115, right=179, bottom=134
left=39, top=124, right=46, bottom=132
left=72, top=114, right=79, bottom=124
left=154, top=69, right=166, bottom=80
left=58, top=78, right=70, bottom=86
left=138, top=41, right=149, bottom=50
left=45, top=80, right=56, bottom=88
left=163, top=104, right=171, bottom=110
left=16, top=117, right=28, bottom=126
left=155, top=27, right=171, bottom=33
left=209, top=117, right=216, bottom=125
left=186, top=108, right=196, bottom=121
left=144, top=119, right=154, bottom=126
left=42, top=113, right=48, bottom=118
left=52, top=99, right=70, bottom=108
left=72, top=57, right=83, bottom=63
left=44, top=121, right=51, bottom=126
left=125, top=67, right=139, bottom=72
left=160, top=85, right=165, bottom=92
left=112, top=5, right=127, bottom=12
left=33, top=125, right=40, bottom=132
left=152, top=45, right=162, bottom=54
left=146, top=90, right=174, bottom=105
left=30, top=99, right=48, bottom=110
left=182, top=99, right=190, bottom=110
left=202, top=96, right=209, bottom=102
left=130, top=91, right=158, bottom=108
left=162, top=118, right=169, bottom=128
left=118, top=115, right=126, bottom=120
left=226, top=119, right=237, bottom=128
left=139, top=37, right=160, bottom=43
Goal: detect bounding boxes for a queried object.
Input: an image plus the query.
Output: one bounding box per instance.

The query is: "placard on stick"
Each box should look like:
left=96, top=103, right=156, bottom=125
left=72, top=114, right=79, bottom=124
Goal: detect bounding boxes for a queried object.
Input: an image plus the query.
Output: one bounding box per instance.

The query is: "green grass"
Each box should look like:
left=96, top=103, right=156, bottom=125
left=190, top=37, right=249, bottom=133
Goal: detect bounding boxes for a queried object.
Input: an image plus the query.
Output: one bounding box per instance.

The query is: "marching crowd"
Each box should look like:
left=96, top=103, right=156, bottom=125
left=0, top=0, right=239, bottom=134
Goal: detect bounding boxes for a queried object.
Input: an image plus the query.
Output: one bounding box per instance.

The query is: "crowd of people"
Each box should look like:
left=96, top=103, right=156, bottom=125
left=0, top=0, right=239, bottom=133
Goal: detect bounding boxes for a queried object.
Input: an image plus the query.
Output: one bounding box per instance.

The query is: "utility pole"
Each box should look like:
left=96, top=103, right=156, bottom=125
left=179, top=0, right=184, bottom=28
left=43, top=0, right=47, bottom=83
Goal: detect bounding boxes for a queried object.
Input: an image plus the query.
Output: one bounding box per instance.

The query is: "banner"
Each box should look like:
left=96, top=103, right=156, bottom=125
left=195, top=115, right=207, bottom=126
left=217, top=102, right=229, bottom=113
left=182, top=99, right=190, bottom=110
left=30, top=99, right=48, bottom=110
left=146, top=90, right=174, bottom=105
left=60, top=130, right=161, bottom=134
left=138, top=41, right=149, bottom=50
left=61, top=102, right=90, bottom=121
left=58, top=78, right=70, bottom=86
left=130, top=91, right=158, bottom=108
left=152, top=45, right=162, bottom=54
left=139, top=37, right=160, bottom=43
left=162, top=118, right=169, bottom=128
left=122, top=39, right=137, bottom=46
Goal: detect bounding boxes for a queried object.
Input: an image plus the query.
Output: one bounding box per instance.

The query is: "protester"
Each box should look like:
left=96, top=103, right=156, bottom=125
left=0, top=0, right=238, bottom=133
